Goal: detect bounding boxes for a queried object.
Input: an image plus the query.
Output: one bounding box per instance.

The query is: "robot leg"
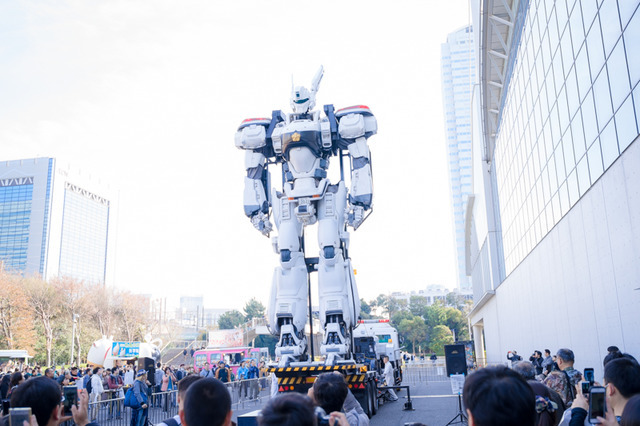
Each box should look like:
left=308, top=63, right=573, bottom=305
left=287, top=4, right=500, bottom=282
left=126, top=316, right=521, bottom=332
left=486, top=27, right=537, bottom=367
left=268, top=196, right=308, bottom=366
left=317, top=183, right=361, bottom=364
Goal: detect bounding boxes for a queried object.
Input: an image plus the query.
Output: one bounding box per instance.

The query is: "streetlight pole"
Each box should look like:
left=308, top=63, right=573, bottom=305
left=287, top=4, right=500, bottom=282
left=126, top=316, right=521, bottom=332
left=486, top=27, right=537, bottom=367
left=70, top=314, right=79, bottom=365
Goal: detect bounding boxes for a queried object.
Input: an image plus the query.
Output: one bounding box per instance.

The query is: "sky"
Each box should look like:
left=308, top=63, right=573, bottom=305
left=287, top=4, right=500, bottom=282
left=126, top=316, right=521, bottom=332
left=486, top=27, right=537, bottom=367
left=0, top=0, right=471, bottom=311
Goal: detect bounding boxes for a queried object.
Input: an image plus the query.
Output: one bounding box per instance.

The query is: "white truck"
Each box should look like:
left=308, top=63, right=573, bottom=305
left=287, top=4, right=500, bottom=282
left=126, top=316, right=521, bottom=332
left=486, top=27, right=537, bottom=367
left=352, top=319, right=403, bottom=386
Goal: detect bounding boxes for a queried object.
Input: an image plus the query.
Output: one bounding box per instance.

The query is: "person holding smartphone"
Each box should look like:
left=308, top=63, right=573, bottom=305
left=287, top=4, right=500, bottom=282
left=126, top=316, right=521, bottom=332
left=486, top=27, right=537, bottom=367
left=9, top=376, right=98, bottom=426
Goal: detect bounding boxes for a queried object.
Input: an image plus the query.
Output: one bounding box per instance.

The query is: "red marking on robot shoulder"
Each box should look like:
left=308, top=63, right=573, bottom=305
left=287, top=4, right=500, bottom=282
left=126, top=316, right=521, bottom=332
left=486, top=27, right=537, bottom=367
left=336, top=105, right=370, bottom=113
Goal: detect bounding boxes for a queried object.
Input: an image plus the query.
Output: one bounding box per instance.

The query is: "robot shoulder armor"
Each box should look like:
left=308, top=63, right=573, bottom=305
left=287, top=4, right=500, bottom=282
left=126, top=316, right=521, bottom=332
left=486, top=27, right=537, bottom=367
left=336, top=106, right=377, bottom=140
left=235, top=117, right=271, bottom=150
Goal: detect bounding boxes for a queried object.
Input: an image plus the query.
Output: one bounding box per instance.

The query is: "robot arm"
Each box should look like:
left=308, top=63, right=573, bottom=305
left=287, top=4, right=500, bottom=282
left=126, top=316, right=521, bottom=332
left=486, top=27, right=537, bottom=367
left=235, top=118, right=274, bottom=236
left=336, top=106, right=377, bottom=229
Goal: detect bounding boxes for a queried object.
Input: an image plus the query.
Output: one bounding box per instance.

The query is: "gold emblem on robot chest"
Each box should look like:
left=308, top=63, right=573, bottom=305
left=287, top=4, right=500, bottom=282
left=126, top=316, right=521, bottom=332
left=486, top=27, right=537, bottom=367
left=291, top=132, right=301, bottom=142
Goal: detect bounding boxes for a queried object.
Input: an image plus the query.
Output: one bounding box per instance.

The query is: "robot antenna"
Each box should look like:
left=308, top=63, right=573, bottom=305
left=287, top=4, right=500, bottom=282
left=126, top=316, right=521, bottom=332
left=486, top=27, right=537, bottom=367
left=311, top=65, right=324, bottom=94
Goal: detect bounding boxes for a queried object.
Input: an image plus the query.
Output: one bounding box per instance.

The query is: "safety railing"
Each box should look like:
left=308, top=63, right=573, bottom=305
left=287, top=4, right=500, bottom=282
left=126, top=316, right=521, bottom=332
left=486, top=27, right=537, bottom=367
left=80, top=377, right=274, bottom=425
left=85, top=389, right=179, bottom=426
left=224, top=376, right=274, bottom=411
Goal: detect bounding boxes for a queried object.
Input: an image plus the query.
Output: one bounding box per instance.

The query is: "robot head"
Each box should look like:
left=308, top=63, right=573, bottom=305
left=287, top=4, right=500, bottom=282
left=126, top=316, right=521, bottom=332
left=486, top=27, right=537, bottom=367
left=290, top=66, right=324, bottom=114
left=290, top=85, right=314, bottom=114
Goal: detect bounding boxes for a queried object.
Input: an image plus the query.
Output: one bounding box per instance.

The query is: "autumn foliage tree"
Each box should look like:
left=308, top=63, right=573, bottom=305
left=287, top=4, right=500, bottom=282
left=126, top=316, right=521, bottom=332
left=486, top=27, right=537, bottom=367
left=0, top=266, right=153, bottom=367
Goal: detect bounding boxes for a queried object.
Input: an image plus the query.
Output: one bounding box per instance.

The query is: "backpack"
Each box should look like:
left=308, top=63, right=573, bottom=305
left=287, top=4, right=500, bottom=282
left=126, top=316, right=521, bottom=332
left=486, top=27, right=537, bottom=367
left=124, top=387, right=139, bottom=409
left=86, top=377, right=93, bottom=394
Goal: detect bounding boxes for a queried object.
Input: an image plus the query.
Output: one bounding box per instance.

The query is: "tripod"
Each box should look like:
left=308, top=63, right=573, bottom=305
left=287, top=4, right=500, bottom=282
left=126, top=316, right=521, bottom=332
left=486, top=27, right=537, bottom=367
left=444, top=392, right=468, bottom=426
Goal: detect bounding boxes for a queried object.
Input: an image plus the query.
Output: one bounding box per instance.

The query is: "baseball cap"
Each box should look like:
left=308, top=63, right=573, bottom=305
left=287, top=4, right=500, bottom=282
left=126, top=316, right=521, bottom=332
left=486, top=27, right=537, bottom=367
left=137, top=369, right=147, bottom=377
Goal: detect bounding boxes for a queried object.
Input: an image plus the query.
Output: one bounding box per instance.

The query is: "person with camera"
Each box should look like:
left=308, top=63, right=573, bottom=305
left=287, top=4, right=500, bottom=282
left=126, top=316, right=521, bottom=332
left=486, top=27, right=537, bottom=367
left=180, top=378, right=232, bottom=426
left=559, top=356, right=640, bottom=426
left=7, top=376, right=97, bottom=426
left=307, top=372, right=368, bottom=426
left=258, top=393, right=318, bottom=426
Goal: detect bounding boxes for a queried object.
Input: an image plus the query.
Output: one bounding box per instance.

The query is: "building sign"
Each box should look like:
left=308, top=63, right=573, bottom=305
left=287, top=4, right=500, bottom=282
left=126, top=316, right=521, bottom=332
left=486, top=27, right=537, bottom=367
left=111, top=341, right=140, bottom=358
left=208, top=329, right=243, bottom=348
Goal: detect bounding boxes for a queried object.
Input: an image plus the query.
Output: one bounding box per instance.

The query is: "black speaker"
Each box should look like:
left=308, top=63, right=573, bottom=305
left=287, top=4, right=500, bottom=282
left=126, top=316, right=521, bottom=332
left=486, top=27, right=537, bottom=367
left=445, top=344, right=468, bottom=376
left=138, top=357, right=156, bottom=386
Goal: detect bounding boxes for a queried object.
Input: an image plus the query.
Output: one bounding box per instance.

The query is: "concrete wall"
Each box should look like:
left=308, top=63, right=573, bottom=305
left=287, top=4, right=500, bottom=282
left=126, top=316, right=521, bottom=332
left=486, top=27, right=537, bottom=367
left=470, top=138, right=640, bottom=381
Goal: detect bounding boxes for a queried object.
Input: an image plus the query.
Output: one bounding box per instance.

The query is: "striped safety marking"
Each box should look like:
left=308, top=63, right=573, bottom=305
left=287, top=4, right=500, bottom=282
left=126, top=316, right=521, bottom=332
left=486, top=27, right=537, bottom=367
left=269, top=364, right=359, bottom=373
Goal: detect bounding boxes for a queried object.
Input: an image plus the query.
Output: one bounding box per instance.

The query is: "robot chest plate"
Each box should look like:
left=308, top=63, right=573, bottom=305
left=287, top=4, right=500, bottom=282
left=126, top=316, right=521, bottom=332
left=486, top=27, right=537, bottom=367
left=281, top=120, right=322, bottom=159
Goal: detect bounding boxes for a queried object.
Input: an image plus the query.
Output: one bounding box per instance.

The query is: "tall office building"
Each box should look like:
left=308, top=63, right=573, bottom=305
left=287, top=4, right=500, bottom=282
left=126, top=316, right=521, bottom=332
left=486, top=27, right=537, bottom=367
left=0, top=157, right=115, bottom=284
left=441, top=26, right=475, bottom=293
left=466, top=0, right=640, bottom=376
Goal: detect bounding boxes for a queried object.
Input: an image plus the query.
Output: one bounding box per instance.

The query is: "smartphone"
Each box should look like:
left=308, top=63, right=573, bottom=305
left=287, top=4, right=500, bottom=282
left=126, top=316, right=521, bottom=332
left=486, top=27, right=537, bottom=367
left=589, top=386, right=606, bottom=424
left=581, top=381, right=591, bottom=395
left=584, top=368, right=595, bottom=384
left=9, top=407, right=32, bottom=426
left=63, top=386, right=78, bottom=415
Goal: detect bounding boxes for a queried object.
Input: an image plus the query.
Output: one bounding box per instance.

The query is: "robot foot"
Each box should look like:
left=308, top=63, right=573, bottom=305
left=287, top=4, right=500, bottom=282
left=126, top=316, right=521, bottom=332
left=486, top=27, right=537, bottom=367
left=320, top=322, right=350, bottom=365
left=275, top=324, right=307, bottom=367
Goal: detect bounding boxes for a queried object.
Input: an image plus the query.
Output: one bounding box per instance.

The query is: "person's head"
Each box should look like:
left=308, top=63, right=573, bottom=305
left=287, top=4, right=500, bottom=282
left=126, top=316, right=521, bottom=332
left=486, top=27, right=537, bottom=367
left=251, top=360, right=256, bottom=367
left=218, top=361, right=225, bottom=369
left=259, top=392, right=316, bottom=426
left=10, top=376, right=64, bottom=426
left=603, top=349, right=628, bottom=367
left=535, top=350, right=542, bottom=358
left=137, top=369, right=147, bottom=381
left=312, top=372, right=348, bottom=414
left=528, top=380, right=563, bottom=426
left=177, top=374, right=202, bottom=411
left=544, top=349, right=550, bottom=357
left=463, top=366, right=536, bottom=426
left=621, top=394, right=640, bottom=426
left=182, top=378, right=232, bottom=426
left=513, top=361, right=536, bottom=380
left=157, top=362, right=162, bottom=369
left=604, top=358, right=640, bottom=411
left=555, top=349, right=574, bottom=370
left=70, top=367, right=78, bottom=374
left=10, top=371, right=24, bottom=387
left=92, top=367, right=102, bottom=376
left=44, top=368, right=54, bottom=379
left=204, top=362, right=210, bottom=370
left=608, top=346, right=621, bottom=354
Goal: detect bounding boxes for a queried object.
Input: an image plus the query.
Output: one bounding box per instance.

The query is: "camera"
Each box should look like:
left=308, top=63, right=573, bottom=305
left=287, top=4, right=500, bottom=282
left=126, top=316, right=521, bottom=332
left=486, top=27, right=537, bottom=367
left=315, top=406, right=331, bottom=426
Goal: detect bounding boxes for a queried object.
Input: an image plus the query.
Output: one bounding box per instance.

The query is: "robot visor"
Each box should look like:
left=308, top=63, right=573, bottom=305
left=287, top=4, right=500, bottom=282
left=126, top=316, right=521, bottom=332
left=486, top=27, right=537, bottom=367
left=294, top=98, right=309, bottom=104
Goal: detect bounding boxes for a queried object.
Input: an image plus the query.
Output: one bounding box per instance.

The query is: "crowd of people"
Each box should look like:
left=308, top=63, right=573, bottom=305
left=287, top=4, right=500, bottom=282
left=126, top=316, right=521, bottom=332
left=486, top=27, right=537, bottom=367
left=467, top=346, right=640, bottom=426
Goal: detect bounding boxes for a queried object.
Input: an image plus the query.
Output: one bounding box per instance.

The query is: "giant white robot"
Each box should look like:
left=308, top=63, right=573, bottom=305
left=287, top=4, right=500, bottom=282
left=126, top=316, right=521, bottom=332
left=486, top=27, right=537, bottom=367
left=235, top=67, right=376, bottom=366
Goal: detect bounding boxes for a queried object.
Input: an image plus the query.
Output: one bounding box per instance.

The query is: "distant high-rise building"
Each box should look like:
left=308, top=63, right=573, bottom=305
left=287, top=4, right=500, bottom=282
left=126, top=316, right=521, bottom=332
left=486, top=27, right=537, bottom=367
left=0, top=157, right=115, bottom=284
left=441, top=25, right=475, bottom=293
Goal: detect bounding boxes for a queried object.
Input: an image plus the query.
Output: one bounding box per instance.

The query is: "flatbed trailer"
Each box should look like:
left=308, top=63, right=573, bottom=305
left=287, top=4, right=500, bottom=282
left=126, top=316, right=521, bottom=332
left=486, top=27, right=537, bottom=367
left=269, top=362, right=380, bottom=417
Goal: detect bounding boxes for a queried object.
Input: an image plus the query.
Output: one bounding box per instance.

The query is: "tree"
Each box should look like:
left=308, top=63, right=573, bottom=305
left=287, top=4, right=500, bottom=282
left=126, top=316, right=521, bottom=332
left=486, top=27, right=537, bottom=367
left=218, top=310, right=245, bottom=330
left=397, top=315, right=428, bottom=355
left=444, top=307, right=470, bottom=341
left=429, top=325, right=454, bottom=355
left=0, top=266, right=35, bottom=352
left=243, top=298, right=266, bottom=322
left=360, top=298, right=378, bottom=320
left=409, top=296, right=429, bottom=317
left=24, top=277, right=62, bottom=367
left=423, top=303, right=447, bottom=328
left=117, top=292, right=149, bottom=341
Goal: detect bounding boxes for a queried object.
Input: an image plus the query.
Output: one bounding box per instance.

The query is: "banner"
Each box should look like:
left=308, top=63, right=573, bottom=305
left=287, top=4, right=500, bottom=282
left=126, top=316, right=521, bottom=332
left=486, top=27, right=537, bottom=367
left=110, top=341, right=140, bottom=358
left=208, top=329, right=243, bottom=348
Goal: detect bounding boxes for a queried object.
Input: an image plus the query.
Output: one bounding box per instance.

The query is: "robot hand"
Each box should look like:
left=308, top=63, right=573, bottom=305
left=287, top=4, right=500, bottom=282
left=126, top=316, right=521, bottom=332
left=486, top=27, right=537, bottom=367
left=251, top=212, right=273, bottom=236
left=347, top=205, right=365, bottom=229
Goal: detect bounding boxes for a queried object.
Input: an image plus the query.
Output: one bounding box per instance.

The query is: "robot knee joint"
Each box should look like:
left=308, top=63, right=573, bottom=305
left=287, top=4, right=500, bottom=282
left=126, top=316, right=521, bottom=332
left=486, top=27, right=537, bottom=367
left=323, top=246, right=335, bottom=259
left=280, top=249, right=291, bottom=263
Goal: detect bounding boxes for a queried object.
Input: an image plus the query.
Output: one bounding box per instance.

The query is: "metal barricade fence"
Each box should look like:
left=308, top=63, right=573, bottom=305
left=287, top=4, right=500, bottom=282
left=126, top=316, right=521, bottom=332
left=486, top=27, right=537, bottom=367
left=403, top=360, right=451, bottom=384
left=80, top=377, right=274, bottom=425
left=85, top=389, right=179, bottom=426
left=225, top=376, right=273, bottom=411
